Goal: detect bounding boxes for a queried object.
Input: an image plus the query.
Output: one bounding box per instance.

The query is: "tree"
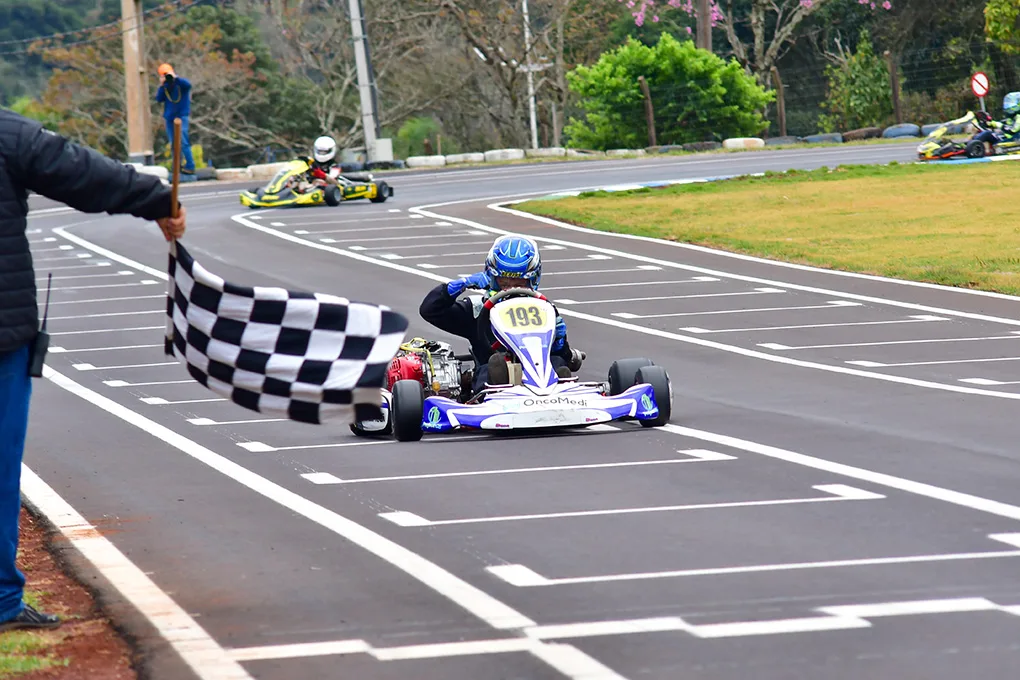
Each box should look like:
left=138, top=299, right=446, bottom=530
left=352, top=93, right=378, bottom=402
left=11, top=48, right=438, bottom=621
left=817, top=29, right=892, bottom=132
left=617, top=0, right=892, bottom=84
left=564, top=33, right=773, bottom=149
left=986, top=0, right=1020, bottom=53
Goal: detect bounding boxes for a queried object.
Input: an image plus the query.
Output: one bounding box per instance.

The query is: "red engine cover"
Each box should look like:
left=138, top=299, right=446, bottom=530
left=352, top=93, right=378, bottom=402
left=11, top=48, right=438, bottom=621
left=387, top=353, right=424, bottom=390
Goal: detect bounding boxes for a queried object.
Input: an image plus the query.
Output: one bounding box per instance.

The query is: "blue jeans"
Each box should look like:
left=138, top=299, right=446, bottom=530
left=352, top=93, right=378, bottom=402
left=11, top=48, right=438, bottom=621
left=165, top=116, right=196, bottom=172
left=0, top=344, right=31, bottom=622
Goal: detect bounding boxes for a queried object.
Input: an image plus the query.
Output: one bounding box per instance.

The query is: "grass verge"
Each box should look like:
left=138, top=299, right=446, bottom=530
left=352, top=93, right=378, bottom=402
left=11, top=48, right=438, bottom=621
left=514, top=160, right=1020, bottom=296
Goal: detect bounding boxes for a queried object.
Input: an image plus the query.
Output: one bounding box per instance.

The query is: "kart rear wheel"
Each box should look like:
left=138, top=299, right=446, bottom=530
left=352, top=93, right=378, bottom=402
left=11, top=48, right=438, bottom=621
left=324, top=185, right=342, bottom=206
left=966, top=140, right=985, bottom=158
left=370, top=181, right=391, bottom=203
left=608, top=358, right=654, bottom=395
left=636, top=365, right=672, bottom=427
left=391, top=379, right=424, bottom=442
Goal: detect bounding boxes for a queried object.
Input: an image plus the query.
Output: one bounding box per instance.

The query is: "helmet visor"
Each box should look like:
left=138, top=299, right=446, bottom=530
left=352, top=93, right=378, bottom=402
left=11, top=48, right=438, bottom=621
left=495, top=276, right=532, bottom=290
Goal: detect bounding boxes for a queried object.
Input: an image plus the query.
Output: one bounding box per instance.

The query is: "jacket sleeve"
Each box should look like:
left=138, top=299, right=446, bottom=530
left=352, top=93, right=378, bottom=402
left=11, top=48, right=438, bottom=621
left=155, top=85, right=166, bottom=103
left=176, top=77, right=192, bottom=93
left=16, top=123, right=175, bottom=221
left=419, top=283, right=476, bottom=340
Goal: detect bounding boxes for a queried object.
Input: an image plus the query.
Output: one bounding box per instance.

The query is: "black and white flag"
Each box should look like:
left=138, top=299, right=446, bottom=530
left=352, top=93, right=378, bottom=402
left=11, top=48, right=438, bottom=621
left=164, top=241, right=408, bottom=424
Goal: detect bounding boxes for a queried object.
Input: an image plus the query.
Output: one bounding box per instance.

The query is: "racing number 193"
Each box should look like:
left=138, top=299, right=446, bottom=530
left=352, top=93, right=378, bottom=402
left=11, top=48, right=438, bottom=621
left=503, top=305, right=543, bottom=327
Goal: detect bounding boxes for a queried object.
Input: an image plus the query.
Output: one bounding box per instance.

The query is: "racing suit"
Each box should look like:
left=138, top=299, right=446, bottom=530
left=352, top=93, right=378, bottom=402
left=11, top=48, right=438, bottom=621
left=419, top=282, right=573, bottom=392
left=974, top=112, right=1020, bottom=151
left=298, top=156, right=346, bottom=187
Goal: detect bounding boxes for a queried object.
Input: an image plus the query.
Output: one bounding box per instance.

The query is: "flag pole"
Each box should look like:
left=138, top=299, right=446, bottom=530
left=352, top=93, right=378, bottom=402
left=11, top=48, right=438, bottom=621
left=171, top=117, right=182, bottom=219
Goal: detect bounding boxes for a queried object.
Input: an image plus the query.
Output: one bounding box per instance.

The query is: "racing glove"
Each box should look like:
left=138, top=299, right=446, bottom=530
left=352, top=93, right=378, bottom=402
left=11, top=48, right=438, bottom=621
left=311, top=167, right=327, bottom=180
left=446, top=271, right=491, bottom=297
left=552, top=315, right=567, bottom=351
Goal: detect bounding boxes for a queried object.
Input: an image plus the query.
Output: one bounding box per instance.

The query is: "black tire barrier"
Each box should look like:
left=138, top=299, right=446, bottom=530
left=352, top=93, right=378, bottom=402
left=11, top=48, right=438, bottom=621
left=882, top=123, right=921, bottom=138
left=765, top=136, right=803, bottom=146
left=803, top=132, right=843, bottom=144
left=842, top=126, right=883, bottom=142
left=681, top=141, right=722, bottom=152
left=367, top=160, right=407, bottom=170
left=645, top=145, right=686, bottom=154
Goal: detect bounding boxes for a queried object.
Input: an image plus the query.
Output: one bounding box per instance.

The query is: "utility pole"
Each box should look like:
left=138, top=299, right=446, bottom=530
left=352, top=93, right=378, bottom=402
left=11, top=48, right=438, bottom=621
left=121, top=0, right=153, bottom=164
left=697, top=0, right=712, bottom=52
left=522, top=0, right=539, bottom=150
left=348, top=0, right=384, bottom=162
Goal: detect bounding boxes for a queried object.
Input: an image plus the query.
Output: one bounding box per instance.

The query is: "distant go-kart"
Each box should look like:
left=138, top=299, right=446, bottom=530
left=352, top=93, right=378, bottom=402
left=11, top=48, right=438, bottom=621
left=351, top=288, right=673, bottom=442
left=917, top=110, right=1020, bottom=161
left=239, top=158, right=393, bottom=208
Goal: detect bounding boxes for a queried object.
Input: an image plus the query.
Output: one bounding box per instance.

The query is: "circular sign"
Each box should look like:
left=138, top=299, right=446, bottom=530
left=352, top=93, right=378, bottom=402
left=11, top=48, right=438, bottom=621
left=972, top=71, right=990, bottom=98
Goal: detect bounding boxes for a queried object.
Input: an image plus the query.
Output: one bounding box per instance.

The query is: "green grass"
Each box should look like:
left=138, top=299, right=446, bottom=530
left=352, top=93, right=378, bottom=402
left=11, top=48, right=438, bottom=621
left=514, top=160, right=1020, bottom=296
left=0, top=592, right=68, bottom=678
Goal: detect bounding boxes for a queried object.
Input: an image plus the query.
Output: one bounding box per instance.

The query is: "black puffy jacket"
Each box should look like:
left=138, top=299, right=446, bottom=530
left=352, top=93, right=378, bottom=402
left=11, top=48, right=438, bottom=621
left=0, top=109, right=175, bottom=353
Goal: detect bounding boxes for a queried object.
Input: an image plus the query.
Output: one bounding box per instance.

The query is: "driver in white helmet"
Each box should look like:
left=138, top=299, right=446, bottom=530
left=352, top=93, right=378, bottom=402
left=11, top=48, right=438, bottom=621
left=300, top=135, right=346, bottom=186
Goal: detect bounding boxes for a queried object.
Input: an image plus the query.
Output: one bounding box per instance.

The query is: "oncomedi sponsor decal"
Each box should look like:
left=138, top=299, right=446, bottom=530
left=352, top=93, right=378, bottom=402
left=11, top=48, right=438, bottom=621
left=522, top=396, right=590, bottom=407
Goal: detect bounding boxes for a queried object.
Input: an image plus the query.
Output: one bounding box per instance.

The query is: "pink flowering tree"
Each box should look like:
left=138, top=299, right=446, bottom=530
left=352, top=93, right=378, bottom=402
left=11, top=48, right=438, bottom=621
left=619, top=0, right=892, bottom=84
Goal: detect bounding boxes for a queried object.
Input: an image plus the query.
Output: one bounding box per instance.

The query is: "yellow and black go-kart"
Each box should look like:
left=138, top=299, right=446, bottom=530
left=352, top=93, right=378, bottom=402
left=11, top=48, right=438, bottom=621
left=239, top=158, right=394, bottom=209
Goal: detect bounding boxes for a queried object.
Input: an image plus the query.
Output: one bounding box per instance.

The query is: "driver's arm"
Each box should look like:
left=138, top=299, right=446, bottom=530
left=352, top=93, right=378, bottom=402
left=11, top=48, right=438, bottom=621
left=420, top=283, right=476, bottom=339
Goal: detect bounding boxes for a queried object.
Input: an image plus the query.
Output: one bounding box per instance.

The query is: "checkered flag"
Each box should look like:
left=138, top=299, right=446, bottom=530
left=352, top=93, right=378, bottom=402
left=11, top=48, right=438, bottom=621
left=164, top=241, right=408, bottom=424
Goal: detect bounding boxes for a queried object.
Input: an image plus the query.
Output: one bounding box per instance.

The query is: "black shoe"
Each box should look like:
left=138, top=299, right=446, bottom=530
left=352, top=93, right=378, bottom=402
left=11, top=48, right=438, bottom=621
left=0, top=604, right=61, bottom=632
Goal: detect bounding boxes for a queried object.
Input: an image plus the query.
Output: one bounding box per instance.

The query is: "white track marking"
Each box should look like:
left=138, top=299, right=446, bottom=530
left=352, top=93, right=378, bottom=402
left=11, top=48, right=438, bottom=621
left=658, top=423, right=1020, bottom=520
left=848, top=356, right=1020, bottom=368
left=50, top=294, right=163, bottom=306
left=487, top=535, right=1020, bottom=587
left=104, top=379, right=193, bottom=387
left=224, top=212, right=1020, bottom=402
left=542, top=278, right=716, bottom=292
left=72, top=361, right=176, bottom=371
left=616, top=301, right=860, bottom=319
left=49, top=343, right=162, bottom=354
left=188, top=417, right=288, bottom=426
left=959, top=378, right=1020, bottom=386
left=761, top=332, right=1020, bottom=351
left=378, top=484, right=882, bottom=527
left=49, top=280, right=158, bottom=291
left=50, top=310, right=163, bottom=321
left=20, top=467, right=253, bottom=680
left=314, top=231, right=478, bottom=243
left=141, top=397, right=228, bottom=405
left=41, top=366, right=621, bottom=679
left=299, top=452, right=735, bottom=485
left=360, top=239, right=494, bottom=251
left=679, top=314, right=949, bottom=334
left=54, top=227, right=169, bottom=278
left=36, top=262, right=111, bottom=272
left=37, top=271, right=134, bottom=282
left=50, top=325, right=163, bottom=336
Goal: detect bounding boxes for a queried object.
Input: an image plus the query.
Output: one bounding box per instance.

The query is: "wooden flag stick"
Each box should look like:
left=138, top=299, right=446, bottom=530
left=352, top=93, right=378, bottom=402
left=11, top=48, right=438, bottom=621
left=171, top=117, right=182, bottom=219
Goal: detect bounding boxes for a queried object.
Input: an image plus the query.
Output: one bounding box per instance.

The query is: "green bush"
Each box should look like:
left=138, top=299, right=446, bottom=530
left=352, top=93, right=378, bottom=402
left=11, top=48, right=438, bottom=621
left=564, top=33, right=773, bottom=150
left=393, top=116, right=460, bottom=158
left=818, top=30, right=893, bottom=132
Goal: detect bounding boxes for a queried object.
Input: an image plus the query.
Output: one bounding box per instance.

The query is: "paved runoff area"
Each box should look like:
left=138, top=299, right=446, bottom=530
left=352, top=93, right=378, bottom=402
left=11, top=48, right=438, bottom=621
left=23, top=144, right=1020, bottom=679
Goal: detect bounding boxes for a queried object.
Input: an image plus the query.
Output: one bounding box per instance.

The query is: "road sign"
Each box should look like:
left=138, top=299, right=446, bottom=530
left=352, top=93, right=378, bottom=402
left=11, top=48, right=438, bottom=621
left=972, top=72, right=990, bottom=98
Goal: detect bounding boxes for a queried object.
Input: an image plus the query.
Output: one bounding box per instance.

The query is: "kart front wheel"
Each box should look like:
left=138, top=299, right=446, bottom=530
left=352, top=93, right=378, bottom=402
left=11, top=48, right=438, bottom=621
left=636, top=365, right=672, bottom=427
left=324, top=185, right=342, bottom=206
left=608, top=358, right=654, bottom=395
left=370, top=181, right=391, bottom=203
left=391, top=379, right=424, bottom=442
left=965, top=140, right=985, bottom=158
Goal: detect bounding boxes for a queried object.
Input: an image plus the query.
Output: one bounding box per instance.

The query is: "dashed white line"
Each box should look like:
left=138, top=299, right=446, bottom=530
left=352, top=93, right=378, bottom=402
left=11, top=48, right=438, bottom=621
left=849, top=355, right=1020, bottom=368
left=72, top=361, right=177, bottom=371
left=680, top=315, right=948, bottom=334
left=50, top=343, right=163, bottom=354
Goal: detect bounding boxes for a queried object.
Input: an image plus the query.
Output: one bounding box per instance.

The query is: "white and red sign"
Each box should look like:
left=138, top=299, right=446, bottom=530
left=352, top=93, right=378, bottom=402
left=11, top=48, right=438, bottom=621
left=972, top=71, right=990, bottom=98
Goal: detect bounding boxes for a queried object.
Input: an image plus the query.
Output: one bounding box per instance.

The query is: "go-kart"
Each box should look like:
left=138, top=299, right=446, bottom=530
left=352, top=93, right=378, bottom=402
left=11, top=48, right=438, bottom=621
left=351, top=288, right=673, bottom=442
left=917, top=110, right=1020, bottom=161
left=239, top=158, right=393, bottom=208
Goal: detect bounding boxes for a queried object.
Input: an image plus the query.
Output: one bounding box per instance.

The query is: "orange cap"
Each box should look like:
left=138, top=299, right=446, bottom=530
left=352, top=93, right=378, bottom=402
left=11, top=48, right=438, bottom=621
left=158, top=63, right=175, bottom=77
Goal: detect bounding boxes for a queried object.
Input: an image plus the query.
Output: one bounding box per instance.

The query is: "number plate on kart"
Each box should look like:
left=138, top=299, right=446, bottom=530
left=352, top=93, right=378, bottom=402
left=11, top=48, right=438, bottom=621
left=496, top=299, right=553, bottom=331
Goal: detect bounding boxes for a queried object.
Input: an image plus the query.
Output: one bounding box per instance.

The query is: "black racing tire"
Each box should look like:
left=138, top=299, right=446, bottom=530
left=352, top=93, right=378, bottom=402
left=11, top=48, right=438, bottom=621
left=608, top=358, right=654, bottom=395
left=965, top=140, right=985, bottom=158
left=370, top=181, right=390, bottom=203
left=636, top=365, right=672, bottom=427
left=324, top=185, right=342, bottom=206
left=487, top=352, right=511, bottom=385
left=391, top=379, right=424, bottom=442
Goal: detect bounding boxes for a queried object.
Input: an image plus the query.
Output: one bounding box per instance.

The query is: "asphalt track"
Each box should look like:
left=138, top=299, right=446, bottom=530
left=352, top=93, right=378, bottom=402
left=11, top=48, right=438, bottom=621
left=24, top=141, right=1020, bottom=679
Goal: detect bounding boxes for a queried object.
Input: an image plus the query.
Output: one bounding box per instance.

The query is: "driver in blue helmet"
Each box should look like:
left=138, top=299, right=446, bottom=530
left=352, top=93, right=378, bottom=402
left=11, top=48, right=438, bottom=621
left=419, top=234, right=575, bottom=391
left=974, top=91, right=1020, bottom=152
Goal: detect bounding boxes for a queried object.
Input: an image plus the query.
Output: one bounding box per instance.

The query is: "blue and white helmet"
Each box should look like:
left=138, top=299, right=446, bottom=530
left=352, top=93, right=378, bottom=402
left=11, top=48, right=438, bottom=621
left=1005, top=92, right=1020, bottom=115
left=484, top=235, right=542, bottom=289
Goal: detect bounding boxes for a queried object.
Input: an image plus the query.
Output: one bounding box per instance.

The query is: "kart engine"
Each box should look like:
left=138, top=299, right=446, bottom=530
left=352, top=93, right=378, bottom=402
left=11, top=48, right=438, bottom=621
left=387, top=338, right=468, bottom=400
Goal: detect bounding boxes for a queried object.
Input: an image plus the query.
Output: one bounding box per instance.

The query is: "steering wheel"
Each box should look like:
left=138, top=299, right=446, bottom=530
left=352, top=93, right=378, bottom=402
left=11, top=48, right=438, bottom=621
left=477, top=287, right=548, bottom=352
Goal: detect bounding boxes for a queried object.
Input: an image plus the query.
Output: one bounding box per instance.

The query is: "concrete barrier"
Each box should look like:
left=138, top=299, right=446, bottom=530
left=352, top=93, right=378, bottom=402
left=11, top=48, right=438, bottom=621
left=405, top=155, right=446, bottom=168
left=525, top=147, right=567, bottom=158
left=484, top=148, right=526, bottom=162
left=247, top=161, right=291, bottom=180
left=722, top=137, right=766, bottom=150
left=126, top=163, right=169, bottom=180
left=216, top=167, right=253, bottom=182
left=566, top=149, right=603, bottom=158
left=445, top=153, right=485, bottom=164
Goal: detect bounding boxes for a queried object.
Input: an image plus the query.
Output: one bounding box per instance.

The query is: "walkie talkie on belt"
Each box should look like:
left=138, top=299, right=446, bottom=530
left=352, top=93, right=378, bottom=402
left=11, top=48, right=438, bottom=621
left=28, top=273, right=52, bottom=378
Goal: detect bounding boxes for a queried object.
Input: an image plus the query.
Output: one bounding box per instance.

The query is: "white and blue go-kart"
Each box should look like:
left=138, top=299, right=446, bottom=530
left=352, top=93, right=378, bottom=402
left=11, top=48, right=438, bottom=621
left=354, top=288, right=673, bottom=442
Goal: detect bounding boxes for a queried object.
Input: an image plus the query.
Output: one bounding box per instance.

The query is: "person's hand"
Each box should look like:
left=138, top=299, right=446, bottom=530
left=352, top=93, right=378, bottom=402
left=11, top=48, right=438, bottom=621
left=446, top=271, right=490, bottom=296
left=553, top=315, right=567, bottom=351
left=156, top=205, right=186, bottom=242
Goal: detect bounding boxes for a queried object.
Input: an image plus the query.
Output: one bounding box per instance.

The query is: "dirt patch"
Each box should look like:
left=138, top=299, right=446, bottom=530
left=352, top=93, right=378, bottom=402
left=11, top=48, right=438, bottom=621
left=4, top=507, right=138, bottom=680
